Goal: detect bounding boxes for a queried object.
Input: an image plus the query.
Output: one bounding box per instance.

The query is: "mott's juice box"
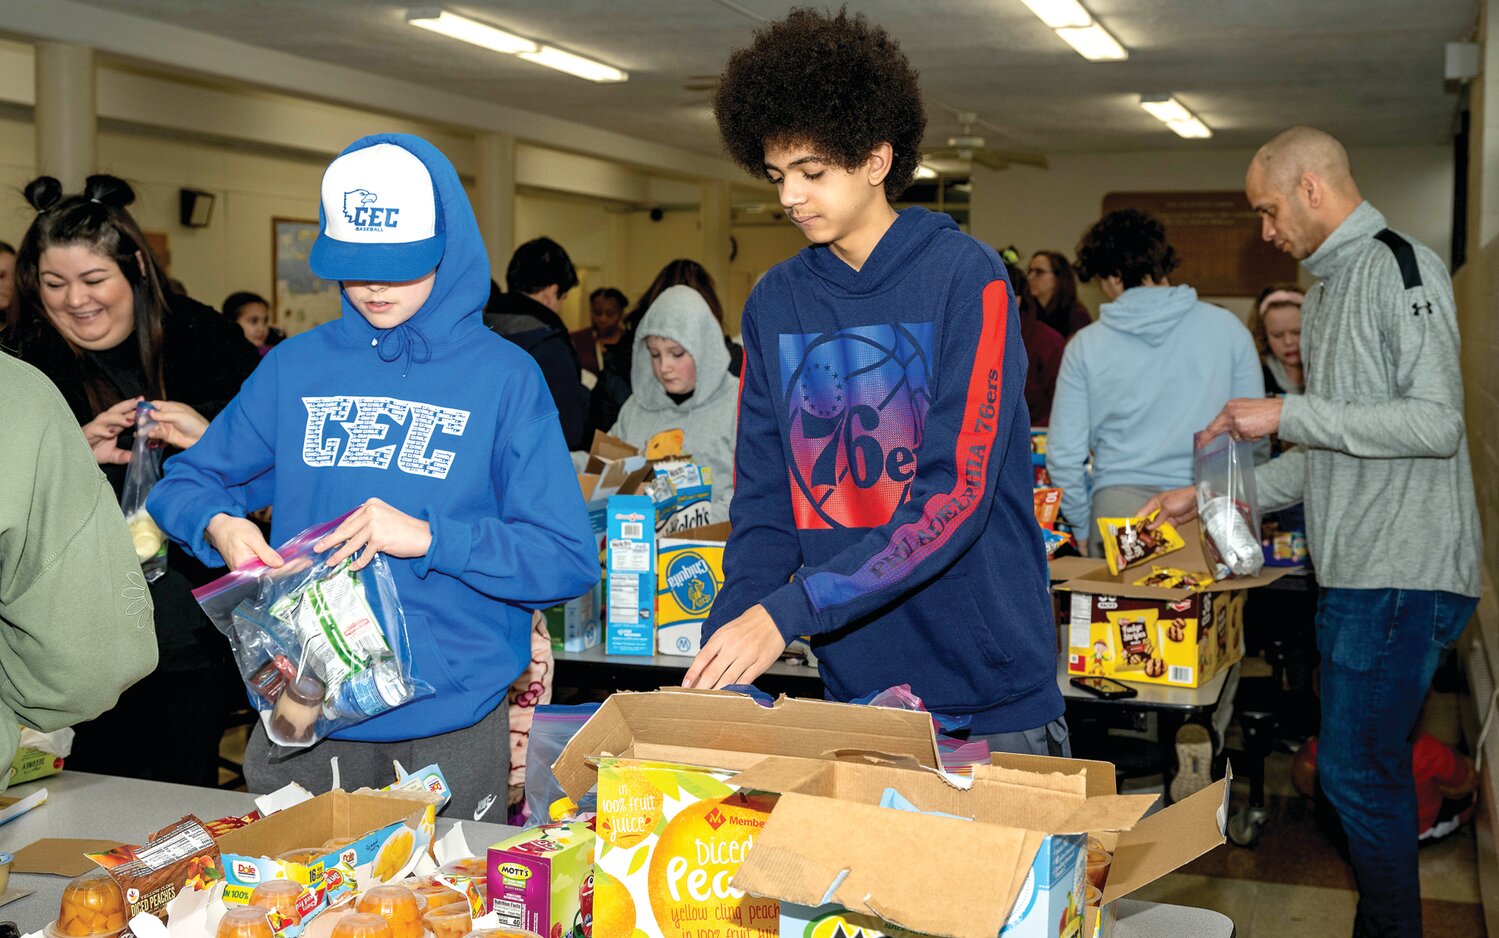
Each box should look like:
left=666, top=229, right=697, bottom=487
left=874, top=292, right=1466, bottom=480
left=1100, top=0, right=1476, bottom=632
left=488, top=822, right=596, bottom=938
left=594, top=758, right=778, bottom=938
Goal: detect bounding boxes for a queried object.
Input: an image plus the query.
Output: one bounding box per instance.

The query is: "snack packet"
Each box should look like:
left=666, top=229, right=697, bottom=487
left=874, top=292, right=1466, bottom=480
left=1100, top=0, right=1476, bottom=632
left=1032, top=487, right=1063, bottom=529
left=1097, top=509, right=1185, bottom=575
left=1107, top=610, right=1162, bottom=675
left=1131, top=566, right=1213, bottom=591
left=192, top=511, right=433, bottom=750
left=1193, top=432, right=1264, bottom=578
left=121, top=401, right=168, bottom=582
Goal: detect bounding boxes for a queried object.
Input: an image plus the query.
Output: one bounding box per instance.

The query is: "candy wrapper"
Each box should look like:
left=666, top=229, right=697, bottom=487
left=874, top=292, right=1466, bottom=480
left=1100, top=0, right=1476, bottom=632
left=1107, top=610, right=1164, bottom=676
left=121, top=401, right=168, bottom=583
left=1193, top=432, right=1264, bottom=578
left=192, top=511, right=433, bottom=750
left=1096, top=509, right=1185, bottom=575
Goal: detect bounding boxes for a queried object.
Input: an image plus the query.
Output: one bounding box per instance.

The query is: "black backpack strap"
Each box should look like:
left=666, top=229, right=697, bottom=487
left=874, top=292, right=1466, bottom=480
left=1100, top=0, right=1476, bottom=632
left=1373, top=228, right=1422, bottom=289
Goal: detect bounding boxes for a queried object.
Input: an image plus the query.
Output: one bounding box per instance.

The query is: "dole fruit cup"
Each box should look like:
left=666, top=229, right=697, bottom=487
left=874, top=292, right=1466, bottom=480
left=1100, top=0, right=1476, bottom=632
left=357, top=884, right=425, bottom=938
left=249, top=879, right=308, bottom=927
left=1085, top=836, right=1112, bottom=890
left=331, top=913, right=395, bottom=938
left=217, top=906, right=276, bottom=938
left=50, top=869, right=128, bottom=938
left=423, top=903, right=473, bottom=938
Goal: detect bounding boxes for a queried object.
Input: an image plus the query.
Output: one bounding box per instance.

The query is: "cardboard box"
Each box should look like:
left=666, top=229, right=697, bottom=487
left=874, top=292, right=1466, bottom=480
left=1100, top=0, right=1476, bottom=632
left=1057, top=519, right=1294, bottom=688
left=217, top=789, right=437, bottom=933
left=552, top=688, right=944, bottom=804
left=727, top=752, right=1228, bottom=938
left=606, top=495, right=657, bottom=656
left=594, top=758, right=779, bottom=938
left=656, top=523, right=731, bottom=657
left=547, top=580, right=603, bottom=653
left=488, top=821, right=595, bottom=938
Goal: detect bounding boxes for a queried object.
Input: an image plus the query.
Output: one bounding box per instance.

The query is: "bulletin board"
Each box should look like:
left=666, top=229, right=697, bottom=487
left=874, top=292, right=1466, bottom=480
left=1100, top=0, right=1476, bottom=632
left=1100, top=191, right=1297, bottom=296
left=272, top=217, right=343, bottom=336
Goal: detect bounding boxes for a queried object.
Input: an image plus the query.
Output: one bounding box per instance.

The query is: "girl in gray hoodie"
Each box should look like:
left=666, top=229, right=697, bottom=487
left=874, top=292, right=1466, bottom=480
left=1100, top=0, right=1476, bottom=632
left=610, top=285, right=737, bottom=523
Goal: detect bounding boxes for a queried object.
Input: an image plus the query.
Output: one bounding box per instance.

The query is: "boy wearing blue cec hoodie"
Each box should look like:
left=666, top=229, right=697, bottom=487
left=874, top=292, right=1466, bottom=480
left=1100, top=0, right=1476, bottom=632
left=148, top=134, right=597, bottom=813
left=684, top=10, right=1067, bottom=756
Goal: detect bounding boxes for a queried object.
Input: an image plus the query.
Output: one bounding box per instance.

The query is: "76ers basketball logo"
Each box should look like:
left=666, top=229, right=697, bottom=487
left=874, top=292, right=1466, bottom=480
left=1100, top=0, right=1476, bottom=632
left=780, top=323, right=934, bottom=529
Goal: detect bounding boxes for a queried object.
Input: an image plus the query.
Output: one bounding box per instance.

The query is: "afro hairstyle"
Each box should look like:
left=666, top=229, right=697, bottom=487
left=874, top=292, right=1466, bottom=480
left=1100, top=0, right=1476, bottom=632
left=713, top=7, right=927, bottom=201
left=1073, top=209, right=1180, bottom=290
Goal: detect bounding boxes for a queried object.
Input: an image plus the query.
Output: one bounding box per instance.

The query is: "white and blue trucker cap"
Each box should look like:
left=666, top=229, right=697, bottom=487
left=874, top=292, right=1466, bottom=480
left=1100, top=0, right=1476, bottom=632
left=309, top=142, right=445, bottom=282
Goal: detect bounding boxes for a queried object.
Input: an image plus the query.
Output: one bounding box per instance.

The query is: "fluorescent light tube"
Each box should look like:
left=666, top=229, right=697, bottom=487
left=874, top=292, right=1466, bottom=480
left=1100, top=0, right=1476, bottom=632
left=406, top=8, right=537, bottom=55
left=1055, top=23, right=1128, bottom=61
left=1018, top=0, right=1093, bottom=29
left=914, top=164, right=938, bottom=180
left=1167, top=117, right=1213, bottom=139
left=1139, top=96, right=1192, bottom=123
left=519, top=45, right=628, bottom=83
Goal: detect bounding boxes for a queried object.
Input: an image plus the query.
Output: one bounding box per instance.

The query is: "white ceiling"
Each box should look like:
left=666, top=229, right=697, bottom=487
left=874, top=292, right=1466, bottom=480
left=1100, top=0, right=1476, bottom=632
left=69, top=0, right=1478, bottom=159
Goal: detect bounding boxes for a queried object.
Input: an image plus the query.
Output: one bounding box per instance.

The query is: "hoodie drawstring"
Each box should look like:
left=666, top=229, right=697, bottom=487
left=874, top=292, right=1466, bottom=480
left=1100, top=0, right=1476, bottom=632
left=376, top=321, right=433, bottom=376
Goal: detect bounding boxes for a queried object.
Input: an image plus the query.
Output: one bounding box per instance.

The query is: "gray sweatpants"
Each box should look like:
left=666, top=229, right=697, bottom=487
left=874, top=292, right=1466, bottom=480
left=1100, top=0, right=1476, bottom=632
left=971, top=716, right=1072, bottom=758
left=244, top=703, right=510, bottom=821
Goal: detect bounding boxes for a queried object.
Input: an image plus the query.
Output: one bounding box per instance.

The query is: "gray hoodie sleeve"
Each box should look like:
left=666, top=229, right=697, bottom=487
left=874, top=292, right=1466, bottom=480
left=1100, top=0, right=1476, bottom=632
left=1254, top=446, right=1307, bottom=513
left=1279, top=248, right=1466, bottom=459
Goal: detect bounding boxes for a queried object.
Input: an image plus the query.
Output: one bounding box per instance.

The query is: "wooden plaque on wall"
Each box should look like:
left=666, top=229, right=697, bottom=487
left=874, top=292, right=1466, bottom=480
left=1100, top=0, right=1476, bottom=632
left=1100, top=191, right=1296, bottom=296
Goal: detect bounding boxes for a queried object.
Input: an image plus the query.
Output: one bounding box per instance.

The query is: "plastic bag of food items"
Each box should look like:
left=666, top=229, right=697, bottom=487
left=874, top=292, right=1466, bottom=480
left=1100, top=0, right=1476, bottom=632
left=121, top=401, right=168, bottom=583
left=192, top=510, right=432, bottom=749
left=1193, top=431, right=1264, bottom=578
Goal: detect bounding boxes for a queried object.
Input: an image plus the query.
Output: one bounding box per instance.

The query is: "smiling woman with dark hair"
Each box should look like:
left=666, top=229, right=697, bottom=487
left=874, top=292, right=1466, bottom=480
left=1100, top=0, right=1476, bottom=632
left=15, top=173, right=260, bottom=788
left=1026, top=249, right=1091, bottom=338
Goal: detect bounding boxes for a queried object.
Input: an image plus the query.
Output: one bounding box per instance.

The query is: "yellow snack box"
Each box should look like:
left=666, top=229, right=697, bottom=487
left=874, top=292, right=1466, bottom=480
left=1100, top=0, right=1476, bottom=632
left=1096, top=510, right=1185, bottom=576
left=595, top=758, right=778, bottom=938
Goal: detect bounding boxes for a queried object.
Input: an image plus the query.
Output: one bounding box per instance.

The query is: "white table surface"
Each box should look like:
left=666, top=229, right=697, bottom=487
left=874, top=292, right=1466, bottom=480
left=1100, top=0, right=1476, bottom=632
left=0, top=773, right=1232, bottom=937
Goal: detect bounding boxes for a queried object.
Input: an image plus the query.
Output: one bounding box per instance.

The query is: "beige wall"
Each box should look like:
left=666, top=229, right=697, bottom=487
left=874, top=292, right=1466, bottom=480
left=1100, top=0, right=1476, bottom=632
left=970, top=144, right=1455, bottom=320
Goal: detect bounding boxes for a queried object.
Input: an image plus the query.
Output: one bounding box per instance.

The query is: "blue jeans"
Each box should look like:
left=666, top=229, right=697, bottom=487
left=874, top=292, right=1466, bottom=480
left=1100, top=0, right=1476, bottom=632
left=1316, top=588, right=1476, bottom=938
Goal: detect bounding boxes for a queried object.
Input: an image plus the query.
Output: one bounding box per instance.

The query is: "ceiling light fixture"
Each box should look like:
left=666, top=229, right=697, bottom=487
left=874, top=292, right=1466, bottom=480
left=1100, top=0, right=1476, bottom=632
left=1017, top=0, right=1092, bottom=29
left=405, top=8, right=536, bottom=55
left=406, top=7, right=627, bottom=82
left=1055, top=23, right=1128, bottom=61
left=914, top=164, right=939, bottom=180
left=1139, top=94, right=1212, bottom=139
left=1018, top=0, right=1128, bottom=62
left=519, top=45, right=628, bottom=83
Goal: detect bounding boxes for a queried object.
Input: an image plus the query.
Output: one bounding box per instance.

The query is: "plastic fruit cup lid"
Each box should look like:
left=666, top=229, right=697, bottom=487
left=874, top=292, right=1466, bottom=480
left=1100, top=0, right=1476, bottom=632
left=358, top=885, right=422, bottom=916
left=424, top=905, right=472, bottom=922
left=217, top=906, right=275, bottom=938
left=437, top=858, right=486, bottom=877
left=252, top=879, right=303, bottom=897
left=331, top=912, right=395, bottom=938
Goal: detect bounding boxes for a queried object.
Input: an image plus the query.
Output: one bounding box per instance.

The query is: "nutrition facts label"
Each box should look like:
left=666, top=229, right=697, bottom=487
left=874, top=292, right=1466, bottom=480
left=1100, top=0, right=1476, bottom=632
left=609, top=577, right=640, bottom=624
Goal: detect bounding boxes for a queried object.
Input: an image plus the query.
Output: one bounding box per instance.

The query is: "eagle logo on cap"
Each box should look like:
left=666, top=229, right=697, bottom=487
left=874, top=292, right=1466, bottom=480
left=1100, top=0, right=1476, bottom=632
left=342, top=189, right=377, bottom=223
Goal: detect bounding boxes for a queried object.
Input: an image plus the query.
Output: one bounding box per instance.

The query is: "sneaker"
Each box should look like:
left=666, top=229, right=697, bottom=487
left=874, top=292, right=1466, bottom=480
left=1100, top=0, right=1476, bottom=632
left=1170, top=723, right=1214, bottom=803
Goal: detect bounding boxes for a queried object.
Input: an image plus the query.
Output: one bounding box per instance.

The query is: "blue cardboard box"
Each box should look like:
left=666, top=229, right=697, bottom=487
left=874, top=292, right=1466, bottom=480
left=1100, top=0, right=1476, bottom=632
left=605, top=494, right=656, bottom=656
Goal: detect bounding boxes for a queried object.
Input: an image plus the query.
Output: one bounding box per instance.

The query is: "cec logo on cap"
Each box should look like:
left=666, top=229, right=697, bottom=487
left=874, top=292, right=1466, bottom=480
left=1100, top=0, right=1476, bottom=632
left=309, top=142, right=445, bottom=283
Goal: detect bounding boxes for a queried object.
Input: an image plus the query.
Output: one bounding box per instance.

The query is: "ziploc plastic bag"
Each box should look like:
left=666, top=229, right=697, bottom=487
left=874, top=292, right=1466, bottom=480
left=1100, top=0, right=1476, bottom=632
left=524, top=702, right=601, bottom=825
left=121, top=401, right=168, bottom=582
left=191, top=510, right=433, bottom=749
left=1193, top=431, right=1264, bottom=578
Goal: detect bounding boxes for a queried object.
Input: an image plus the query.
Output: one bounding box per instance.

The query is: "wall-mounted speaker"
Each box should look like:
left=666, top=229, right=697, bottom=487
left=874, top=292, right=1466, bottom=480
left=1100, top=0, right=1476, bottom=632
left=179, top=188, right=215, bottom=228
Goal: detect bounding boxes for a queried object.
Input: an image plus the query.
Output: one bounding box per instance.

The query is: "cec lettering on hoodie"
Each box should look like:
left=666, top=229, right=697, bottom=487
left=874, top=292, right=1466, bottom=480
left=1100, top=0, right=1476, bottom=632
left=707, top=207, right=1063, bottom=735
left=148, top=134, right=598, bottom=744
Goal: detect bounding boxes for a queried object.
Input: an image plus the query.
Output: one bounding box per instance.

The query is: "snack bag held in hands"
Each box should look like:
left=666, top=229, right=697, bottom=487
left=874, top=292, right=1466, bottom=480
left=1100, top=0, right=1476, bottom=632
left=1097, top=509, right=1184, bottom=575
left=1193, top=432, right=1264, bottom=578
left=192, top=511, right=433, bottom=749
left=122, top=401, right=169, bottom=582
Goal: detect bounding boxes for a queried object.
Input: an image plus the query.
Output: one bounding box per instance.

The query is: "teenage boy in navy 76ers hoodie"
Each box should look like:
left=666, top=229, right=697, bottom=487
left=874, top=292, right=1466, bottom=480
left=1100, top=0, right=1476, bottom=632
left=684, top=10, right=1067, bottom=755
left=148, top=134, right=598, bottom=813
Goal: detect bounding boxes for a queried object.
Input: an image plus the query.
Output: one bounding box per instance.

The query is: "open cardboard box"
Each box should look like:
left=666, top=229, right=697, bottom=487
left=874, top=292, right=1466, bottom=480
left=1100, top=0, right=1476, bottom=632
left=552, top=687, right=943, bottom=801
left=728, top=752, right=1228, bottom=938
left=1057, top=519, right=1296, bottom=687
left=656, top=521, right=732, bottom=657
left=210, top=788, right=439, bottom=935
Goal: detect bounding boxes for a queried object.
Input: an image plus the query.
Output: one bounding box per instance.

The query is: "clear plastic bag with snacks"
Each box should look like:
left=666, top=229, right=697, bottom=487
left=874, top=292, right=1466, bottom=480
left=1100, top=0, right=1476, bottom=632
left=191, top=510, right=433, bottom=749
left=1193, top=431, right=1264, bottom=578
left=121, top=401, right=169, bottom=582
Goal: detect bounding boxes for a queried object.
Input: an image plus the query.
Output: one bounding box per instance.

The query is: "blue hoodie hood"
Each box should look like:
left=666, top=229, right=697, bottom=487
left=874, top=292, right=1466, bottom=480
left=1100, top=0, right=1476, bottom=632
left=797, top=206, right=960, bottom=295
left=327, top=134, right=491, bottom=373
left=1097, top=284, right=1200, bottom=346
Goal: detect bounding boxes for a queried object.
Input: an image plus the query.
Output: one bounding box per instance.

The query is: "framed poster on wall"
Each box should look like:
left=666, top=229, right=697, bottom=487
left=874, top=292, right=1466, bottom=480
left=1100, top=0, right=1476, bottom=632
left=272, top=217, right=342, bottom=336
left=1100, top=191, right=1297, bottom=296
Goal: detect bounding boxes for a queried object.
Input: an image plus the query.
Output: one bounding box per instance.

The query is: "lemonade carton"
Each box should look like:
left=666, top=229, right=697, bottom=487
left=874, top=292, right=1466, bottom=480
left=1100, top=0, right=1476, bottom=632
left=488, top=821, right=596, bottom=938
left=594, top=758, right=779, bottom=938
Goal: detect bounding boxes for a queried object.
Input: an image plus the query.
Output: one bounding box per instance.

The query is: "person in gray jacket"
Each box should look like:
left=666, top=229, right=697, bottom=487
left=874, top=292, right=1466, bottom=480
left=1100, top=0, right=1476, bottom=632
left=1147, top=126, right=1480, bottom=938
left=610, top=284, right=737, bottom=525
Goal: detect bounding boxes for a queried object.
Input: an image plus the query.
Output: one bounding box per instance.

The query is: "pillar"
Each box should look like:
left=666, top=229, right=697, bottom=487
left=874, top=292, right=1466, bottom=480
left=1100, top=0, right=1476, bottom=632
left=34, top=43, right=96, bottom=191
left=698, top=180, right=732, bottom=302
left=475, top=131, right=516, bottom=282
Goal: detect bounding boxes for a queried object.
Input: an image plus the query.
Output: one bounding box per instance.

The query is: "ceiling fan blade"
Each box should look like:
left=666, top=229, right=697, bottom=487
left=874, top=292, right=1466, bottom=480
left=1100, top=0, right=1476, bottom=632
left=986, top=149, right=1049, bottom=169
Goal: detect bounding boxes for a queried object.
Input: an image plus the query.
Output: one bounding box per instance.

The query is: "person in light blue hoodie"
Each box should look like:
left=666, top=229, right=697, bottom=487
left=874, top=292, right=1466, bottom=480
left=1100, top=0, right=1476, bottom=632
left=148, top=134, right=598, bottom=814
left=1047, top=209, right=1263, bottom=553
